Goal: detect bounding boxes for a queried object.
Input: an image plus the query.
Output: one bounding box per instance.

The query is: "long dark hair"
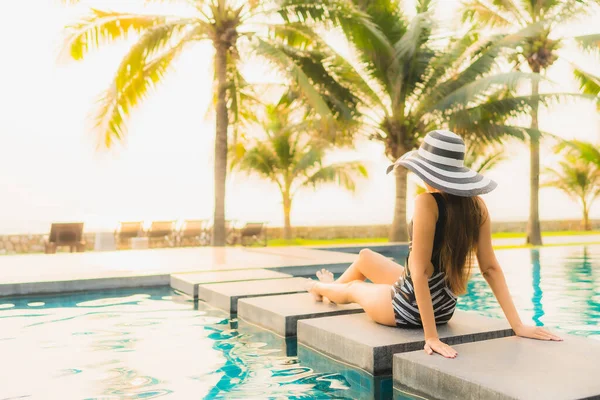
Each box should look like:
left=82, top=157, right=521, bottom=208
left=439, top=193, right=484, bottom=295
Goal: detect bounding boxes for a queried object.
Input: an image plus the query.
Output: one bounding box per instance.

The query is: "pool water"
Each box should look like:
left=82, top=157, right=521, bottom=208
left=0, top=287, right=416, bottom=399
left=1, top=245, right=598, bottom=399
left=458, top=245, right=600, bottom=340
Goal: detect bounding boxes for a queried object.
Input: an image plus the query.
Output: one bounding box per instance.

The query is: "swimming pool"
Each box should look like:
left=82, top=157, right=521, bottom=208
left=1, top=244, right=598, bottom=399
left=331, top=243, right=600, bottom=340
left=459, top=245, right=600, bottom=340
left=0, top=286, right=417, bottom=399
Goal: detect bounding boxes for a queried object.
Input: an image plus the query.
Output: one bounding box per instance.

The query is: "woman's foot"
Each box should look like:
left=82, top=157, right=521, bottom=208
left=315, top=269, right=334, bottom=303
left=305, top=279, right=323, bottom=302
left=316, top=268, right=334, bottom=283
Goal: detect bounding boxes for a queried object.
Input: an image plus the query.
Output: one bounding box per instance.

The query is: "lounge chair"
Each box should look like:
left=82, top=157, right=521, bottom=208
left=115, top=221, right=144, bottom=248
left=177, top=219, right=209, bottom=247
left=45, top=222, right=86, bottom=254
left=147, top=221, right=176, bottom=248
left=205, top=220, right=238, bottom=245
left=235, top=222, right=268, bottom=246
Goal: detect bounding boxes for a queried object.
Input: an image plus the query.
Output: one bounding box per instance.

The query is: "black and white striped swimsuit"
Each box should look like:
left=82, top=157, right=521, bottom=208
left=391, top=192, right=458, bottom=328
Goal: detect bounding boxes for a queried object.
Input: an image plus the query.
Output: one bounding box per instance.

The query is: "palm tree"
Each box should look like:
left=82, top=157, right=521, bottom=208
left=341, top=0, right=543, bottom=241
left=231, top=99, right=367, bottom=240
left=462, top=0, right=600, bottom=245
left=543, top=145, right=600, bottom=230
left=61, top=0, right=380, bottom=245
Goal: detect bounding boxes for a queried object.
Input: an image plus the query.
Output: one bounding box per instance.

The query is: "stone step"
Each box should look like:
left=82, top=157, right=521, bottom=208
left=198, top=277, right=309, bottom=313
left=297, top=311, right=513, bottom=375
left=393, top=334, right=600, bottom=400
left=170, top=269, right=292, bottom=298
left=238, top=293, right=363, bottom=337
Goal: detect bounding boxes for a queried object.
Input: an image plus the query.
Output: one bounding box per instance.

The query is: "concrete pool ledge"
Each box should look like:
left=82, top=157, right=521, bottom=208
left=0, top=274, right=170, bottom=297
left=171, top=269, right=293, bottom=298
left=297, top=311, right=514, bottom=375
left=393, top=334, right=600, bottom=400
left=238, top=293, right=364, bottom=337
left=197, top=277, right=309, bottom=313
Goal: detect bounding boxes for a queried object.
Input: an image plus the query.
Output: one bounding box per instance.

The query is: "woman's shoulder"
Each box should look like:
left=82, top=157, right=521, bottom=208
left=475, top=196, right=490, bottom=223
left=414, top=192, right=441, bottom=218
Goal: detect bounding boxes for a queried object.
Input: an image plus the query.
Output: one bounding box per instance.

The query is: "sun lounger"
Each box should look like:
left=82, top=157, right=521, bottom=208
left=177, top=219, right=209, bottom=246
left=115, top=221, right=144, bottom=248
left=44, top=222, right=86, bottom=254
left=147, top=221, right=176, bottom=248
left=235, top=222, right=268, bottom=246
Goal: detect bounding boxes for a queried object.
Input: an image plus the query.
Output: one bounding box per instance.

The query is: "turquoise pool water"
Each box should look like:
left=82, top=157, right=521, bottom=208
left=1, top=244, right=598, bottom=399
left=0, top=287, right=415, bottom=399
left=458, top=245, right=600, bottom=340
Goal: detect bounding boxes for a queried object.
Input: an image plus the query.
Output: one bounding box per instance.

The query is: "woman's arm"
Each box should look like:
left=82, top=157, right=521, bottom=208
left=411, top=194, right=458, bottom=358
left=476, top=198, right=562, bottom=341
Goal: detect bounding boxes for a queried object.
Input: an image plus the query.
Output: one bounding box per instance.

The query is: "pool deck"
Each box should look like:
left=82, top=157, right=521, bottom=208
left=0, top=246, right=357, bottom=296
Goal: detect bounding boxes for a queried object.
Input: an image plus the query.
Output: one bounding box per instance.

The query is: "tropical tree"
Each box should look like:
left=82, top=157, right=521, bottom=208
left=340, top=0, right=543, bottom=241
left=231, top=99, right=367, bottom=240
left=543, top=144, right=600, bottom=230
left=462, top=0, right=600, bottom=244
left=61, top=0, right=380, bottom=245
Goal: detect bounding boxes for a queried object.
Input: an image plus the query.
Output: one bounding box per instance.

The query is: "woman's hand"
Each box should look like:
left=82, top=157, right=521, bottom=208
left=514, top=325, right=563, bottom=341
left=424, top=338, right=458, bottom=358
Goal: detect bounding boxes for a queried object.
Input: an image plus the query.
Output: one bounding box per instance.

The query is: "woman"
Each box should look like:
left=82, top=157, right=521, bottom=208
left=307, top=129, right=562, bottom=359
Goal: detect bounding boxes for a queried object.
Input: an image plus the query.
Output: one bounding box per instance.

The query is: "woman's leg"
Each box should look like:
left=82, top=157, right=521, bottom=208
left=335, top=249, right=404, bottom=285
left=308, top=280, right=396, bottom=326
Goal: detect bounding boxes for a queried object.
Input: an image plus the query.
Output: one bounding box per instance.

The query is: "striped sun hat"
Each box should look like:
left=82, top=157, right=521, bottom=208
left=386, top=130, right=497, bottom=197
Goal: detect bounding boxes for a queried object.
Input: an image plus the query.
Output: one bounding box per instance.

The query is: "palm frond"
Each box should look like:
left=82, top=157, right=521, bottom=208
left=62, top=9, right=168, bottom=61
left=236, top=143, right=282, bottom=185
left=417, top=24, right=543, bottom=116
left=342, top=0, right=406, bottom=97
left=448, top=92, right=585, bottom=142
left=299, top=161, right=368, bottom=192
left=574, top=33, right=600, bottom=52
left=292, top=146, right=326, bottom=177
left=268, top=22, right=316, bottom=49
left=461, top=0, right=517, bottom=27
left=114, top=21, right=197, bottom=90
left=463, top=145, right=507, bottom=173
left=430, top=71, right=539, bottom=113
left=573, top=67, right=600, bottom=98
left=253, top=38, right=333, bottom=119
left=274, top=0, right=391, bottom=53
left=555, top=140, right=600, bottom=166
left=93, top=27, right=203, bottom=148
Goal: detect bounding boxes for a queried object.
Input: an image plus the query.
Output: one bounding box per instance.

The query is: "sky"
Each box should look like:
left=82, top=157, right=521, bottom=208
left=0, top=0, right=598, bottom=234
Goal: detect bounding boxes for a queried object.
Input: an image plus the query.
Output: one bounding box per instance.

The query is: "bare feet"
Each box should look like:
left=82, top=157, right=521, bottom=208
left=315, top=269, right=334, bottom=303
left=305, top=279, right=323, bottom=302
left=316, top=268, right=334, bottom=283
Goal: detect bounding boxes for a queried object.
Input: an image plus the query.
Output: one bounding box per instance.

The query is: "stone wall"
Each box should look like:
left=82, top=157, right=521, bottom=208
left=0, top=219, right=597, bottom=254
left=266, top=219, right=600, bottom=240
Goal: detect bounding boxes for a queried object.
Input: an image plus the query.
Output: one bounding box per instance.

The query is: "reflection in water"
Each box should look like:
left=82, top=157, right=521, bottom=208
left=201, top=318, right=355, bottom=399
left=457, top=246, right=600, bottom=340
left=530, top=249, right=544, bottom=326
left=0, top=287, right=394, bottom=400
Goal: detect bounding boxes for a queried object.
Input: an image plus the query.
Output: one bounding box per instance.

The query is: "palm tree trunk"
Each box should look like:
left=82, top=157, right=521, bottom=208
left=389, top=166, right=409, bottom=242
left=526, top=76, right=543, bottom=245
left=212, top=43, right=229, bottom=246
left=582, top=200, right=590, bottom=231
left=282, top=192, right=293, bottom=240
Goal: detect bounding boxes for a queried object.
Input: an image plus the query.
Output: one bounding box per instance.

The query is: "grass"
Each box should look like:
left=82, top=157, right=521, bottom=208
left=266, top=230, right=600, bottom=247
left=492, top=230, right=600, bottom=238
left=267, top=237, right=390, bottom=247
left=493, top=241, right=600, bottom=250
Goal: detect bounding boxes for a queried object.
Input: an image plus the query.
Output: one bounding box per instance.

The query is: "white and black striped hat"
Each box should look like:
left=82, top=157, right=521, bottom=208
left=386, top=130, right=497, bottom=197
